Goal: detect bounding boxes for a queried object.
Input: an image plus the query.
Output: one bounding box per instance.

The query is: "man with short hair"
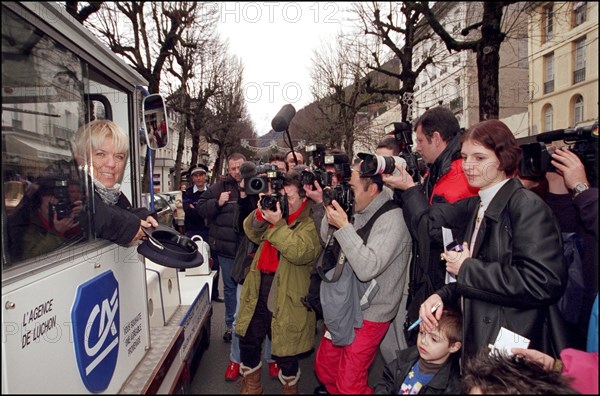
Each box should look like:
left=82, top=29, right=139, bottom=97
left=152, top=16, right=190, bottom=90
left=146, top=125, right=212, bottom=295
left=183, top=163, right=222, bottom=302
left=197, top=153, right=246, bottom=342
left=269, top=152, right=288, bottom=172
left=183, top=163, right=209, bottom=238
left=375, top=135, right=401, bottom=156
left=381, top=106, right=478, bottom=349
left=314, top=162, right=412, bottom=394
left=374, top=136, right=411, bottom=362
left=285, top=150, right=304, bottom=168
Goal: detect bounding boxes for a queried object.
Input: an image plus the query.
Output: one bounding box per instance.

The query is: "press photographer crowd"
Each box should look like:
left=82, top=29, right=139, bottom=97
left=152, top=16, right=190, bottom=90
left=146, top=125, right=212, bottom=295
left=172, top=103, right=598, bottom=395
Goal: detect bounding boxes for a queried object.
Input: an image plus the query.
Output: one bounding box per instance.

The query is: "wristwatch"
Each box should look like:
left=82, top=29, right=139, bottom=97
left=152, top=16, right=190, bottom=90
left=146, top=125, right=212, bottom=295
left=571, top=182, right=589, bottom=197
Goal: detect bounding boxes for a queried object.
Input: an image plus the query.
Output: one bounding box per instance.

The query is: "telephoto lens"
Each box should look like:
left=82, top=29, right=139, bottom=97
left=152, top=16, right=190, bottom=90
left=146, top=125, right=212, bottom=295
left=357, top=153, right=406, bottom=177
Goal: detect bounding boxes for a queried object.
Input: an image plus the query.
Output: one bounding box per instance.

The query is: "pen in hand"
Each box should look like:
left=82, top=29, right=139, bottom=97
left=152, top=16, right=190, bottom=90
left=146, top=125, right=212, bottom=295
left=407, top=302, right=442, bottom=331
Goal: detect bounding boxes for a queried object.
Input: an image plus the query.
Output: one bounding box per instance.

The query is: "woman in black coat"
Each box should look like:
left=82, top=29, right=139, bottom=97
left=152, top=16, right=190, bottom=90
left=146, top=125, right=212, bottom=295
left=417, top=119, right=569, bottom=359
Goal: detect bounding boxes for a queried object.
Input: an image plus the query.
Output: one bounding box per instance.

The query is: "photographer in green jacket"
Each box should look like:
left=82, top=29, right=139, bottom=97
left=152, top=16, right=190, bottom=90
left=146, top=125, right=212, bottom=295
left=236, top=170, right=322, bottom=394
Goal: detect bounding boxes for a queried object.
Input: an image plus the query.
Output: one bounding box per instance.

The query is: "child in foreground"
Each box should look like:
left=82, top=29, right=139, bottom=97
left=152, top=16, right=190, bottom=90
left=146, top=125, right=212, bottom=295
left=374, top=308, right=462, bottom=394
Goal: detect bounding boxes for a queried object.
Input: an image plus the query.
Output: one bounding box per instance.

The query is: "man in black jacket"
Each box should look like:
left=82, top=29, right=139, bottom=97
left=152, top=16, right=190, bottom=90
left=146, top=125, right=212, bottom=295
left=380, top=106, right=478, bottom=353
left=183, top=163, right=222, bottom=302
left=197, top=153, right=246, bottom=343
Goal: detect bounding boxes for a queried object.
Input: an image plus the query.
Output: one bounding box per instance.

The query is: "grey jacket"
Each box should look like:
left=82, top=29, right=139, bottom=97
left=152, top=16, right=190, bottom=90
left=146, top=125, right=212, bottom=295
left=320, top=191, right=412, bottom=336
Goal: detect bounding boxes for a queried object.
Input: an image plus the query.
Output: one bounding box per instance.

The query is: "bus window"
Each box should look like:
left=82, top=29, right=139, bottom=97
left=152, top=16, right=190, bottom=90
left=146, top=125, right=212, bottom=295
left=1, top=5, right=134, bottom=271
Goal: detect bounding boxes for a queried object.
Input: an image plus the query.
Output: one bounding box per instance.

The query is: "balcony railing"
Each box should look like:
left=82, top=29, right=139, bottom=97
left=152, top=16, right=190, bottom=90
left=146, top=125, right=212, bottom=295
left=544, top=80, right=554, bottom=94
left=573, top=68, right=586, bottom=84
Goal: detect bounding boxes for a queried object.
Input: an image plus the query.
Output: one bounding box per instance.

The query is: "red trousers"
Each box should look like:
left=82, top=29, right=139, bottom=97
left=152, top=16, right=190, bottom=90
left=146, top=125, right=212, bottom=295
left=314, top=320, right=390, bottom=394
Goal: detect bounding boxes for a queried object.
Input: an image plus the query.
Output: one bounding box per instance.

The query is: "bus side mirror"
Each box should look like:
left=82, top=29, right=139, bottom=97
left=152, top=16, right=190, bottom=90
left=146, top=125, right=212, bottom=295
left=143, top=94, right=169, bottom=150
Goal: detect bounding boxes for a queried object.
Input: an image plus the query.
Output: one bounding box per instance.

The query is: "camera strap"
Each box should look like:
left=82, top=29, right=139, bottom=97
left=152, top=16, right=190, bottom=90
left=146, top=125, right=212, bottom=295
left=317, top=200, right=398, bottom=283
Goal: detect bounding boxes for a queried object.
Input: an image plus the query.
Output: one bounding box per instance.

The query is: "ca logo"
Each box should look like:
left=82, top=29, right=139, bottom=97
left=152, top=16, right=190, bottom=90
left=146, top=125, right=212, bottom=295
left=72, top=271, right=120, bottom=392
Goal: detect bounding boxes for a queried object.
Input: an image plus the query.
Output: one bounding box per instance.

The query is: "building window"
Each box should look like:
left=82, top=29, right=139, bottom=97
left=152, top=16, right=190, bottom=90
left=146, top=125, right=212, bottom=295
left=518, top=37, right=528, bottom=68
left=544, top=53, right=554, bottom=94
left=573, top=38, right=586, bottom=84
left=573, top=95, right=584, bottom=125
left=544, top=105, right=553, bottom=131
left=543, top=4, right=554, bottom=42
left=572, top=2, right=587, bottom=27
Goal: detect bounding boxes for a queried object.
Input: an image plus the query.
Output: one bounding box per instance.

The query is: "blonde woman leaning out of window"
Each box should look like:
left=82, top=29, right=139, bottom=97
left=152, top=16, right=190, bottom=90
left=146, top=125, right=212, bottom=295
left=73, top=119, right=158, bottom=245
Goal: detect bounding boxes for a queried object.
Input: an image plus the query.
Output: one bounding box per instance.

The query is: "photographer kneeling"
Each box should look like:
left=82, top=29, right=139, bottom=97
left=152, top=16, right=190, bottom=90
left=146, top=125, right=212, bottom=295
left=235, top=171, right=322, bottom=394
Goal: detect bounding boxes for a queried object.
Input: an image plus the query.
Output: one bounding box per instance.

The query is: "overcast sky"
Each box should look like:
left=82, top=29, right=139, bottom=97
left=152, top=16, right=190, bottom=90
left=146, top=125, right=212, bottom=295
left=217, top=2, right=352, bottom=136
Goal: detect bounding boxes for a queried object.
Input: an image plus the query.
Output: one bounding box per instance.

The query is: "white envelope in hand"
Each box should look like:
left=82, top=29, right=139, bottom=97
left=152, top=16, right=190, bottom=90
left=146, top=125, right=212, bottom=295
left=488, top=326, right=530, bottom=356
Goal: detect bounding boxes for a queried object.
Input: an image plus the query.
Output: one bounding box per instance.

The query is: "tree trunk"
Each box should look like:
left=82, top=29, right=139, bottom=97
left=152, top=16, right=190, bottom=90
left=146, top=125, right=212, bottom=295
left=476, top=43, right=500, bottom=120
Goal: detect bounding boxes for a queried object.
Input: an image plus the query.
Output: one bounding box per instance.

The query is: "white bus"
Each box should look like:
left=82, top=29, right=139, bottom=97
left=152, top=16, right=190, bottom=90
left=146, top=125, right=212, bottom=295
left=2, top=2, right=213, bottom=393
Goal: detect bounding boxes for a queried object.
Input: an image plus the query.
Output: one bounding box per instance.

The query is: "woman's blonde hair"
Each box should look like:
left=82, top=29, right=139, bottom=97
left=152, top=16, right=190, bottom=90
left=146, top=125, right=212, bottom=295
left=73, top=119, right=129, bottom=164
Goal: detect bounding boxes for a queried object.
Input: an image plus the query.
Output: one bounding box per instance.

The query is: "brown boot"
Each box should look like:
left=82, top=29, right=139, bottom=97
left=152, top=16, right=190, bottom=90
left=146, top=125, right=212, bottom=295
left=278, top=368, right=300, bottom=395
left=239, top=362, right=263, bottom=394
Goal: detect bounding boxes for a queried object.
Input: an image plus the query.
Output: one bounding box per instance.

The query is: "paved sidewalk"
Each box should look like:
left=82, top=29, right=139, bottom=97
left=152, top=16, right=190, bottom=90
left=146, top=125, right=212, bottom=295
left=189, top=279, right=386, bottom=394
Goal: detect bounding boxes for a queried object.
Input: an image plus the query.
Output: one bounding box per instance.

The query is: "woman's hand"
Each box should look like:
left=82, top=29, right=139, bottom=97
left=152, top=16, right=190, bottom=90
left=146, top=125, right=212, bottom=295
left=143, top=215, right=159, bottom=228
left=512, top=348, right=555, bottom=371
left=132, top=227, right=146, bottom=242
left=441, top=242, right=470, bottom=275
left=418, top=294, right=444, bottom=333
left=131, top=215, right=159, bottom=243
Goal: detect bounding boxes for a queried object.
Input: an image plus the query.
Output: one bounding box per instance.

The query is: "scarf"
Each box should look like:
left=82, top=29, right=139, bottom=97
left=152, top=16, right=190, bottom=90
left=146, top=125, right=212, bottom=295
left=93, top=179, right=122, bottom=205
left=256, top=199, right=307, bottom=273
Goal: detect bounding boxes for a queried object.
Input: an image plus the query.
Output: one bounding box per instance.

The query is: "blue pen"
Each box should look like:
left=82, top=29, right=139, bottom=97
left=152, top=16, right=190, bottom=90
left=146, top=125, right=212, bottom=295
left=407, top=302, right=442, bottom=331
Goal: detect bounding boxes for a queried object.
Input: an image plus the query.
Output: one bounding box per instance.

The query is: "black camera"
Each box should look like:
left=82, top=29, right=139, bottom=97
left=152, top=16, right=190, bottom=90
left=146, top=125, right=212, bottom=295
left=47, top=178, right=72, bottom=220
left=305, top=143, right=327, bottom=168
left=301, top=168, right=328, bottom=187
left=519, top=121, right=598, bottom=184
left=304, top=144, right=354, bottom=215
left=322, top=184, right=354, bottom=212
left=322, top=163, right=353, bottom=215
left=259, top=193, right=288, bottom=218
left=246, top=164, right=285, bottom=195
left=384, top=122, right=426, bottom=182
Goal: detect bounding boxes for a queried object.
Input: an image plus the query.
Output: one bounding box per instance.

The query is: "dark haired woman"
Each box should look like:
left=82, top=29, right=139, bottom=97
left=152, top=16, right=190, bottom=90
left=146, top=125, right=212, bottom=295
left=417, top=119, right=570, bottom=359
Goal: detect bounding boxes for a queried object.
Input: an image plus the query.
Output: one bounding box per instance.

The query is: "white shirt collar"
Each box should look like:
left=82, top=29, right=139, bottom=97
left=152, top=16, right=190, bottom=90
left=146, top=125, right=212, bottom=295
left=478, top=178, right=510, bottom=211
left=193, top=184, right=207, bottom=194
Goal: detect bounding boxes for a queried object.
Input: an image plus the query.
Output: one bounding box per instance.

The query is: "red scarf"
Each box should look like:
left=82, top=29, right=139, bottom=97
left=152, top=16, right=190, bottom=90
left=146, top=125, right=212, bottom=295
left=256, top=199, right=307, bottom=272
